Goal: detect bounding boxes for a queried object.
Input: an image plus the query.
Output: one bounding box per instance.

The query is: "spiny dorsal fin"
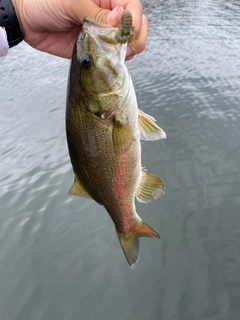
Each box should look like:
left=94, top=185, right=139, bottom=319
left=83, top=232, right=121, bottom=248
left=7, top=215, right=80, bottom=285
left=136, top=167, right=165, bottom=203
left=138, top=109, right=166, bottom=141
left=68, top=175, right=92, bottom=199
left=116, top=221, right=160, bottom=268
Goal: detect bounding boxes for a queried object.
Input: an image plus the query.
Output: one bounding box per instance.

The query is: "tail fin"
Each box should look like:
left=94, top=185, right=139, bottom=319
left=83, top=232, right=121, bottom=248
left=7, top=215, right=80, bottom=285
left=116, top=222, right=160, bottom=268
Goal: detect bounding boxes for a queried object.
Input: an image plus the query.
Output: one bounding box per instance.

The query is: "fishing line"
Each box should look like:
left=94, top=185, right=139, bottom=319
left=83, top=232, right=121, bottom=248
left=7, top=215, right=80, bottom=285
left=130, top=4, right=154, bottom=113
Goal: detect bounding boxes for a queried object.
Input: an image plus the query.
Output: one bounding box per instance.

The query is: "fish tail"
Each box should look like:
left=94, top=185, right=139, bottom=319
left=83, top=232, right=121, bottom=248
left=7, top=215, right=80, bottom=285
left=116, top=222, right=160, bottom=268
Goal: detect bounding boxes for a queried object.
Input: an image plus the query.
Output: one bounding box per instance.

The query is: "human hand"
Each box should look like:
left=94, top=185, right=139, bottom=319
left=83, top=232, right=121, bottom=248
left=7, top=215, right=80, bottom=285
left=12, top=0, right=148, bottom=59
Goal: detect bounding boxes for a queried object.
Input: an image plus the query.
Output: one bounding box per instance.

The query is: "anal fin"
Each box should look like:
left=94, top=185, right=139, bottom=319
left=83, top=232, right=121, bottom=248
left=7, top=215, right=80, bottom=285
left=138, top=109, right=166, bottom=141
left=68, top=174, right=92, bottom=199
left=136, top=167, right=165, bottom=203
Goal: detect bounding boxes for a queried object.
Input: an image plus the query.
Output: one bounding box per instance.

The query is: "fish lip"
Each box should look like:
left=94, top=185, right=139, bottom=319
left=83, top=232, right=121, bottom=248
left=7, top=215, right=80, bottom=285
left=83, top=17, right=112, bottom=29
left=83, top=17, right=114, bottom=37
left=82, top=17, right=119, bottom=45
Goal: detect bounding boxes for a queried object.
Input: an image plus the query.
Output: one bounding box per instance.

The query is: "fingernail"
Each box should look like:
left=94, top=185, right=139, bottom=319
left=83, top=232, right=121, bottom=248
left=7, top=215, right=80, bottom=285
left=126, top=47, right=133, bottom=58
left=106, top=6, right=124, bottom=24
left=106, top=6, right=120, bottom=24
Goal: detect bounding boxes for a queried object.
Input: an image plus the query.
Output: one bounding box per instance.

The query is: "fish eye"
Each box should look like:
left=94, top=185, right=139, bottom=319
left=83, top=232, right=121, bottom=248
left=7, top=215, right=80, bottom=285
left=80, top=54, right=93, bottom=70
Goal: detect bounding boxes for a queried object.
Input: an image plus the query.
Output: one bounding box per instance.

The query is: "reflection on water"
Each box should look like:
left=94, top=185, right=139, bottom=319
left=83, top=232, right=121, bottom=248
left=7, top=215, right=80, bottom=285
left=1, top=0, right=240, bottom=319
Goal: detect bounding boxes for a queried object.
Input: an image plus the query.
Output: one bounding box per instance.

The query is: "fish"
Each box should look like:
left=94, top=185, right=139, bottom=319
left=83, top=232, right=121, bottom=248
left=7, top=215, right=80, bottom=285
left=66, top=11, right=166, bottom=268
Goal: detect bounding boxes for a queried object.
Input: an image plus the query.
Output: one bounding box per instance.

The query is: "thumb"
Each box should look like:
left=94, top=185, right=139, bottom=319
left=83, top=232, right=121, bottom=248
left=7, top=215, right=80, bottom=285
left=104, top=6, right=124, bottom=26
left=69, top=1, right=124, bottom=27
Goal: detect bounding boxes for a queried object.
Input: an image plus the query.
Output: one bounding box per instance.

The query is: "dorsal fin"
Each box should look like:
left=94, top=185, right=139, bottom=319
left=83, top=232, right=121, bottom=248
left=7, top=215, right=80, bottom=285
left=138, top=109, right=166, bottom=141
left=136, top=167, right=165, bottom=203
left=68, top=175, right=92, bottom=199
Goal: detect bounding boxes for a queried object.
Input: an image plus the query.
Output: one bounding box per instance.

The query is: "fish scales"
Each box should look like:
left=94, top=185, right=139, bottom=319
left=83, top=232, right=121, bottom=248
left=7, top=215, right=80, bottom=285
left=66, top=11, right=166, bottom=267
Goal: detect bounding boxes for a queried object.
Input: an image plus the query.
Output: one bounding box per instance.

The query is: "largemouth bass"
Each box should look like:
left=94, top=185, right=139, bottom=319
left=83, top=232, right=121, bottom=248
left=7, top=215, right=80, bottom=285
left=66, top=11, right=166, bottom=268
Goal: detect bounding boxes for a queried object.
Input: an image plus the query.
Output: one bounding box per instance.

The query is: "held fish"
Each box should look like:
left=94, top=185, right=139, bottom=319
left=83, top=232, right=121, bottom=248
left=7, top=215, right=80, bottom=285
left=66, top=11, right=166, bottom=268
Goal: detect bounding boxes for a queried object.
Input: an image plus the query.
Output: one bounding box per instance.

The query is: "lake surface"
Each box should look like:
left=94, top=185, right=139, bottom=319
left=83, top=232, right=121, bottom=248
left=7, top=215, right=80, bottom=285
left=1, top=1, right=240, bottom=319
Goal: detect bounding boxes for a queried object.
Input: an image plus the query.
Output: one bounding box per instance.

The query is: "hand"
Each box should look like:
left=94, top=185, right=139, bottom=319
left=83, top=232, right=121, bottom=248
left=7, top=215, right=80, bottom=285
left=12, top=0, right=148, bottom=59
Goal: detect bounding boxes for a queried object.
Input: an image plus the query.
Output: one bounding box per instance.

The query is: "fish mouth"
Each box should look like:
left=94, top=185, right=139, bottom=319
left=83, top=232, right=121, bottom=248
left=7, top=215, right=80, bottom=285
left=82, top=17, right=119, bottom=45
left=83, top=17, right=112, bottom=29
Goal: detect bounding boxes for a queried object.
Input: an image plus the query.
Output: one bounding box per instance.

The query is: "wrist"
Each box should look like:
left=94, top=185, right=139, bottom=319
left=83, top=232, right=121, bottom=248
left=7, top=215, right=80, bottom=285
left=0, top=0, right=24, bottom=47
left=11, top=0, right=23, bottom=29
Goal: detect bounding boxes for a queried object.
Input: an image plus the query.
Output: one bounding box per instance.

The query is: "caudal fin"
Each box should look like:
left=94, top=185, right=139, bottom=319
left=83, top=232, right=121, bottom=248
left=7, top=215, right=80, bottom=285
left=116, top=222, right=160, bottom=268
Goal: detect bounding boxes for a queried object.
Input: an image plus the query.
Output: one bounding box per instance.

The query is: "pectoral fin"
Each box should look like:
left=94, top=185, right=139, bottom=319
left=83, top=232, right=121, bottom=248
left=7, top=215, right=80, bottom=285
left=138, top=109, right=166, bottom=141
left=136, top=167, right=165, bottom=203
left=68, top=175, right=92, bottom=199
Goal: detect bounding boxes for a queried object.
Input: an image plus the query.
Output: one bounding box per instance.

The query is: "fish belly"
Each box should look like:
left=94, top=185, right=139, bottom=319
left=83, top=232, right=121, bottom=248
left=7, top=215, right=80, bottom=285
left=66, top=105, right=141, bottom=232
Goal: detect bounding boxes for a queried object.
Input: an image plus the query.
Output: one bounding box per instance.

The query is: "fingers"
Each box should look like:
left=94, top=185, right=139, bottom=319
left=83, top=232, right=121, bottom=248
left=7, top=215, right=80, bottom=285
left=67, top=0, right=108, bottom=25
left=113, top=0, right=145, bottom=41
left=105, top=6, right=125, bottom=26
left=126, top=14, right=148, bottom=60
left=104, top=0, right=148, bottom=59
left=68, top=0, right=148, bottom=59
left=104, top=1, right=148, bottom=59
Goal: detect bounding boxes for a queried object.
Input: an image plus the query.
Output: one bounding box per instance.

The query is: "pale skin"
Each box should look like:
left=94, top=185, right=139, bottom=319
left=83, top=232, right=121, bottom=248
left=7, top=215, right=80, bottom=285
left=12, top=0, right=148, bottom=59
